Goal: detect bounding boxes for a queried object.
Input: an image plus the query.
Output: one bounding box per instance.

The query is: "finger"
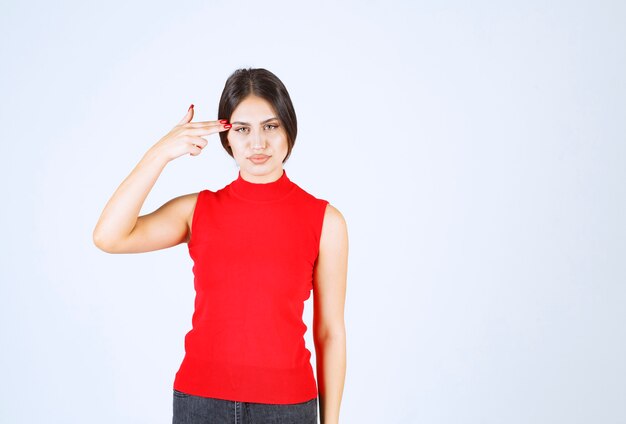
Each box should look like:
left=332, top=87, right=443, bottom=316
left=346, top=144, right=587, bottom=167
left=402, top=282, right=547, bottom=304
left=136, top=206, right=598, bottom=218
left=184, top=124, right=232, bottom=136
left=184, top=119, right=229, bottom=128
left=190, top=136, right=209, bottom=150
left=177, top=104, right=194, bottom=126
left=188, top=138, right=206, bottom=154
left=189, top=144, right=202, bottom=156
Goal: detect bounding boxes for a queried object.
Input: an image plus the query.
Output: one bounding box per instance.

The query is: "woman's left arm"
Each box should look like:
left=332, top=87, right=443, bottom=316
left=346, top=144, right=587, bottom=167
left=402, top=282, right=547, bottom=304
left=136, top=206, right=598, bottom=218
left=313, top=203, right=349, bottom=424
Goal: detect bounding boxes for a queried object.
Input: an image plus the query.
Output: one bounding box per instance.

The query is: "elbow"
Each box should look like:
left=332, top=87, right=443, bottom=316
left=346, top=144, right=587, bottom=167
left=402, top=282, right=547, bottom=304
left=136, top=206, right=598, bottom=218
left=313, top=325, right=346, bottom=344
left=92, top=229, right=116, bottom=253
left=313, top=330, right=346, bottom=353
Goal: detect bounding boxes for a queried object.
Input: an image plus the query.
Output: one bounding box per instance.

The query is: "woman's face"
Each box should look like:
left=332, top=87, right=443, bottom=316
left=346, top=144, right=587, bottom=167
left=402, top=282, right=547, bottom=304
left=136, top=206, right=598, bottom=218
left=227, top=95, right=289, bottom=183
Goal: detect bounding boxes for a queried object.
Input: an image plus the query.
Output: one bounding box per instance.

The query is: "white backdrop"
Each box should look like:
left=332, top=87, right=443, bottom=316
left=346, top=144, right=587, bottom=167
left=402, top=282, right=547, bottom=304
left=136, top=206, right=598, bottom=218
left=1, top=1, right=625, bottom=423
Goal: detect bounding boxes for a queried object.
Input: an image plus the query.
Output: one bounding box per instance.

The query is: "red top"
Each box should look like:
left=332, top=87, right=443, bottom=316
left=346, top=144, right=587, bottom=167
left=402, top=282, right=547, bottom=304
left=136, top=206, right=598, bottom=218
left=173, top=169, right=329, bottom=404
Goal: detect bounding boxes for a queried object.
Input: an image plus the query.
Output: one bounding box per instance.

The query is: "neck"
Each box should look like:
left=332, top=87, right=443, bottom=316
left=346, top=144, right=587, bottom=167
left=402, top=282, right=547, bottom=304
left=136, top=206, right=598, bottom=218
left=229, top=168, right=295, bottom=202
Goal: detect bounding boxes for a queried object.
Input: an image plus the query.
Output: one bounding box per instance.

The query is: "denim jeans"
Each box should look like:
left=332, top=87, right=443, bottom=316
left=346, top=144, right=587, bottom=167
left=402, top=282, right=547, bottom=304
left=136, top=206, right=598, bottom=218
left=172, top=389, right=318, bottom=424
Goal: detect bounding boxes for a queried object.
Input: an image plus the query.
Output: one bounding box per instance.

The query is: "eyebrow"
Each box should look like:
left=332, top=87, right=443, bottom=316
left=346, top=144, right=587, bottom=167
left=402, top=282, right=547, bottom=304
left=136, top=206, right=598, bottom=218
left=230, top=117, right=279, bottom=126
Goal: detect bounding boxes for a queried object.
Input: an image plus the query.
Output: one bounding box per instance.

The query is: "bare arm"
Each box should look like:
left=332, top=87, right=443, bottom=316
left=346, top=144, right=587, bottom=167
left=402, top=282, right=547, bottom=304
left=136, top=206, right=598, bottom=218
left=313, top=204, right=348, bottom=424
left=92, top=105, right=231, bottom=253
left=92, top=149, right=193, bottom=253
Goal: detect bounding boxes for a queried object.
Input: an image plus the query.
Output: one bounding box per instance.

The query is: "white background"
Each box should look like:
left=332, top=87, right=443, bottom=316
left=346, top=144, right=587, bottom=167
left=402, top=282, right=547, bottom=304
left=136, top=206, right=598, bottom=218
left=1, top=0, right=625, bottom=423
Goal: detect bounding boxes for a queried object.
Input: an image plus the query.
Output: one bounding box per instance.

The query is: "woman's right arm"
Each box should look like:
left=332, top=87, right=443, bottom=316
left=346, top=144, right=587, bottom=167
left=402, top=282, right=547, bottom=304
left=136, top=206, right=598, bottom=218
left=92, top=105, right=231, bottom=254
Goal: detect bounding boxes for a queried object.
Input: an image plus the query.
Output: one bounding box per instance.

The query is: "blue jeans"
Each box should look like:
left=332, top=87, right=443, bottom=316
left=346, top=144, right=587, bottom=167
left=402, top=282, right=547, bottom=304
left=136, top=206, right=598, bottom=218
left=172, top=389, right=318, bottom=424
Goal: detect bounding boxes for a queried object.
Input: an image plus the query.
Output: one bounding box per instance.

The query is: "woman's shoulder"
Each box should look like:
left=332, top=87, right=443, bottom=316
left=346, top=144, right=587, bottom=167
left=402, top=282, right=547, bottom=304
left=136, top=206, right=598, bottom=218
left=162, top=191, right=200, bottom=211
left=290, top=180, right=329, bottom=204
left=322, top=202, right=346, bottom=227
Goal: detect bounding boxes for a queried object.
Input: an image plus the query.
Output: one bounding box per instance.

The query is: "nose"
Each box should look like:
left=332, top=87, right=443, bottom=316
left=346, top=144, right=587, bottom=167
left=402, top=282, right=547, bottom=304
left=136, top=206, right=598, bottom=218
left=251, top=131, right=266, bottom=150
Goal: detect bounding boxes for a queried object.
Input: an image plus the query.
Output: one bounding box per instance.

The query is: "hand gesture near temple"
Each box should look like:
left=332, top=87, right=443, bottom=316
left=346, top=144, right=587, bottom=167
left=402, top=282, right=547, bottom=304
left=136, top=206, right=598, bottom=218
left=150, top=104, right=232, bottom=162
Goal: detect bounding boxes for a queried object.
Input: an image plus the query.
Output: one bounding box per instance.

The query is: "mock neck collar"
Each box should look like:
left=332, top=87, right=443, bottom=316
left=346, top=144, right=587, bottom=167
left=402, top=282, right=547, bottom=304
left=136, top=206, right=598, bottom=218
left=229, top=169, right=295, bottom=202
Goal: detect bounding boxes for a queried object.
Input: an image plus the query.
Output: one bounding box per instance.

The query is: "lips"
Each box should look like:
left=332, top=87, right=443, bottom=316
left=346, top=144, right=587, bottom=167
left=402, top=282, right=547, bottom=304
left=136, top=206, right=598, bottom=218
left=249, top=154, right=270, bottom=164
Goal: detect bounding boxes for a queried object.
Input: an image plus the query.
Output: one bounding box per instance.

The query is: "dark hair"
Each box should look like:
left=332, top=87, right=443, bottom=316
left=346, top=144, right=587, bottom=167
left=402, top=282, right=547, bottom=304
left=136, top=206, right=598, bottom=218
left=218, top=68, right=297, bottom=163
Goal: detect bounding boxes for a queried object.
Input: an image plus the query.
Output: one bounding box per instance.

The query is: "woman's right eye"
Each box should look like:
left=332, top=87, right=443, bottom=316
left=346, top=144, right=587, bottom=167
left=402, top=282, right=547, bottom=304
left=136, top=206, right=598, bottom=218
left=236, top=127, right=248, bottom=133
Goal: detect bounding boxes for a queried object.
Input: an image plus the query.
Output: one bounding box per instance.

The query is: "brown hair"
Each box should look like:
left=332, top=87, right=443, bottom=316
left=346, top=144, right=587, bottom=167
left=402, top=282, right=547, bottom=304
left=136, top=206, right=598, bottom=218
left=218, top=68, right=297, bottom=163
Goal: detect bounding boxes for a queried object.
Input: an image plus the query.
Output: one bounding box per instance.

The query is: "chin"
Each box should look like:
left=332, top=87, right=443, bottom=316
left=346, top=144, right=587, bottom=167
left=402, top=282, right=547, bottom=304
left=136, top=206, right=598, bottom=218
left=245, top=165, right=276, bottom=175
left=239, top=160, right=282, bottom=174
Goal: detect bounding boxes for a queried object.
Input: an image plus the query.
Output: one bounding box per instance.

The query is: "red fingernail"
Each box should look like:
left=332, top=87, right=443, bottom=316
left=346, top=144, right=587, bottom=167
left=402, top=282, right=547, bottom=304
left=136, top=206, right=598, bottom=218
left=224, top=124, right=232, bottom=129
left=219, top=119, right=228, bottom=124
left=188, top=104, right=194, bottom=111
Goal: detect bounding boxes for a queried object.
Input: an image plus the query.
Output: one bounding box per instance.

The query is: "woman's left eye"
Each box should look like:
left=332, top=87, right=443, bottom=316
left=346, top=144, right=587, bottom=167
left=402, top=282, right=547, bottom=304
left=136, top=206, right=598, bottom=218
left=265, top=124, right=278, bottom=130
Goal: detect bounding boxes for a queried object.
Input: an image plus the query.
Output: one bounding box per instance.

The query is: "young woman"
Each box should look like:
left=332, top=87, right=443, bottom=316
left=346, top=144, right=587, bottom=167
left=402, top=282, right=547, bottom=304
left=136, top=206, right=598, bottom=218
left=93, top=68, right=348, bottom=424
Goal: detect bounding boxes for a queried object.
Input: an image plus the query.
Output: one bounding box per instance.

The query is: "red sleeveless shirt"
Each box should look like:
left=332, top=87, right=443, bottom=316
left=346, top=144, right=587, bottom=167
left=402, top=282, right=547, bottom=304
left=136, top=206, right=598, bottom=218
left=173, top=169, right=328, bottom=404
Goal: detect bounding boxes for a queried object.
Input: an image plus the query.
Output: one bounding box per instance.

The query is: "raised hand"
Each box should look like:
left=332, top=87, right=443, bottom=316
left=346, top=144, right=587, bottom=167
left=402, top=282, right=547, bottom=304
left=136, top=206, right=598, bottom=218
left=150, top=104, right=232, bottom=162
